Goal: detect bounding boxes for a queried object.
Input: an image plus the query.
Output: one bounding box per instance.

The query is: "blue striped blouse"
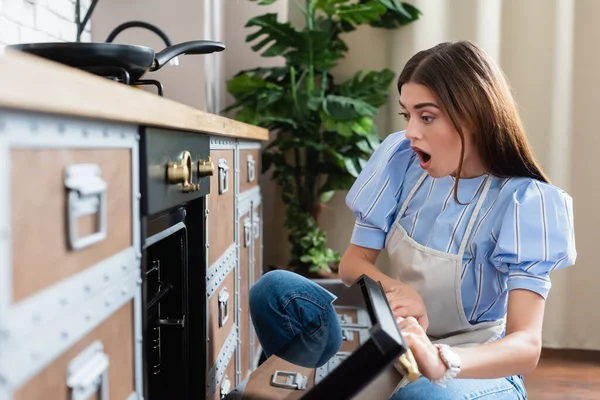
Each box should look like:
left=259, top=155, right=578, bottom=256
left=346, top=131, right=577, bottom=324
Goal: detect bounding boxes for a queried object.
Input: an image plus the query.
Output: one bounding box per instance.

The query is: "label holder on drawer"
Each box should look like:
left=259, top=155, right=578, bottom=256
left=218, top=158, right=229, bottom=194
left=64, top=164, right=107, bottom=250
left=246, top=154, right=255, bottom=182
left=67, top=340, right=109, bottom=400
left=220, top=374, right=231, bottom=399
left=218, top=287, right=230, bottom=327
left=243, top=218, right=252, bottom=248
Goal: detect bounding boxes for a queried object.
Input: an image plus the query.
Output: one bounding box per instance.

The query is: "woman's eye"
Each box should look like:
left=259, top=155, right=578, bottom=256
left=399, top=112, right=409, bottom=121
left=422, top=115, right=434, bottom=123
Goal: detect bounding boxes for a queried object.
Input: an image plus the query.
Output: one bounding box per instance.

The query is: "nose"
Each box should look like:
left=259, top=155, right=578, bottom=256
left=404, top=119, right=422, bottom=141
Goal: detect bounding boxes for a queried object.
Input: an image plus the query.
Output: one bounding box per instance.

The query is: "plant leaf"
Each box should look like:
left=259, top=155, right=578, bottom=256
left=324, top=95, right=378, bottom=119
left=344, top=157, right=360, bottom=177
left=320, top=190, right=335, bottom=203
left=367, top=0, right=422, bottom=29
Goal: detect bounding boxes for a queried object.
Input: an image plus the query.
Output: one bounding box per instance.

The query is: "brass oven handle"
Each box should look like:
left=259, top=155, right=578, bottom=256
left=167, top=151, right=199, bottom=192
left=197, top=156, right=215, bottom=177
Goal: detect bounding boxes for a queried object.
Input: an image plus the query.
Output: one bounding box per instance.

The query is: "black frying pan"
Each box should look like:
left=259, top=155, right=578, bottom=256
left=7, top=40, right=225, bottom=82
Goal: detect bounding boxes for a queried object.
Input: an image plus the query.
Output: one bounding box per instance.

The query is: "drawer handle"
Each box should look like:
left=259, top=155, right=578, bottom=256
left=220, top=374, right=231, bottom=399
left=67, top=341, right=109, bottom=400
left=247, top=154, right=256, bottom=182
left=64, top=164, right=107, bottom=251
left=218, top=287, right=230, bottom=327
left=243, top=218, right=252, bottom=247
left=218, top=158, right=229, bottom=194
left=252, top=214, right=260, bottom=239
left=271, top=370, right=308, bottom=390
left=167, top=150, right=199, bottom=193
left=341, top=329, right=355, bottom=341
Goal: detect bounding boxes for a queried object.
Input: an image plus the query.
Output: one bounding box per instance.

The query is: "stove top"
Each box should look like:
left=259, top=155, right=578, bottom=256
left=80, top=65, right=164, bottom=96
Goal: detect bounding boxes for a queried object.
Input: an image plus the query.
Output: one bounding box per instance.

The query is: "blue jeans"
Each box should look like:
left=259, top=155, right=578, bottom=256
left=250, top=270, right=528, bottom=399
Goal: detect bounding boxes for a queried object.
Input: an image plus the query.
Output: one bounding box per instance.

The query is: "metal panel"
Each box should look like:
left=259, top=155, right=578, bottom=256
left=237, top=141, right=261, bottom=150
left=0, top=110, right=142, bottom=398
left=141, top=127, right=211, bottom=216
left=237, top=186, right=261, bottom=219
left=210, top=136, right=237, bottom=150
left=206, top=243, right=236, bottom=285
left=234, top=140, right=241, bottom=386
left=206, top=324, right=238, bottom=398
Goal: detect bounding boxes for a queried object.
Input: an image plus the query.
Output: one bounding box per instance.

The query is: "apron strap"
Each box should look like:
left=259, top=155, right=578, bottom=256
left=396, top=171, right=428, bottom=222
left=458, top=175, right=493, bottom=258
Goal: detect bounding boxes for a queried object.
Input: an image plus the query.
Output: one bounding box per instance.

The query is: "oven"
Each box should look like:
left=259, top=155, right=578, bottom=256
left=138, top=126, right=214, bottom=399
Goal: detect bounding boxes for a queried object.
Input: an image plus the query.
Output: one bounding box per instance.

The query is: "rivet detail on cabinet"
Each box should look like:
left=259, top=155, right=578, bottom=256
left=3, top=249, right=135, bottom=344
left=209, top=137, right=237, bottom=149
left=207, top=325, right=237, bottom=398
left=0, top=270, right=138, bottom=389
left=206, top=243, right=236, bottom=284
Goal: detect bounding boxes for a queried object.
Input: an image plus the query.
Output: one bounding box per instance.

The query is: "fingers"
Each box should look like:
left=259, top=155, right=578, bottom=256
left=398, top=316, right=421, bottom=331
left=418, top=314, right=430, bottom=332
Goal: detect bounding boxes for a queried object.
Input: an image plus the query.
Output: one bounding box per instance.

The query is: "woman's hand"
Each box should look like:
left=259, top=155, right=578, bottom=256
left=386, top=283, right=429, bottom=331
left=396, top=316, right=447, bottom=381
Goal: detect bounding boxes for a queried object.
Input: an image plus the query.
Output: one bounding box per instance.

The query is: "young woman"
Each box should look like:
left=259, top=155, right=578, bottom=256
left=249, top=40, right=576, bottom=399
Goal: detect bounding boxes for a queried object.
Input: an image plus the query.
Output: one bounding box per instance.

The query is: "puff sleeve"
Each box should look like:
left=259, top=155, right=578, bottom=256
left=345, top=131, right=415, bottom=250
left=491, top=179, right=577, bottom=299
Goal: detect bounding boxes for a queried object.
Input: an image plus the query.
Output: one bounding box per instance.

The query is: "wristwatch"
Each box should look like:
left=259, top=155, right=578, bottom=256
left=432, top=344, right=461, bottom=387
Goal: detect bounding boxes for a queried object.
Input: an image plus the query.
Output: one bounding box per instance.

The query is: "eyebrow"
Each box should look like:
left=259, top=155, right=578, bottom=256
left=399, top=101, right=440, bottom=110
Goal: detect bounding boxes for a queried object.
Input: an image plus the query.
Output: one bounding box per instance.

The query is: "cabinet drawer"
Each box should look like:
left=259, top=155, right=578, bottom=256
left=14, top=301, right=135, bottom=400
left=239, top=211, right=251, bottom=380
left=335, top=306, right=370, bottom=353
left=208, top=268, right=235, bottom=367
left=11, top=148, right=132, bottom=302
left=208, top=149, right=235, bottom=266
left=207, top=322, right=237, bottom=400
left=211, top=348, right=236, bottom=400
left=239, top=148, right=260, bottom=193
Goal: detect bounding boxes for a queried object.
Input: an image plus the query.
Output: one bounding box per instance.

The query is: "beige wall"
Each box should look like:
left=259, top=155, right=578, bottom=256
left=90, top=0, right=208, bottom=110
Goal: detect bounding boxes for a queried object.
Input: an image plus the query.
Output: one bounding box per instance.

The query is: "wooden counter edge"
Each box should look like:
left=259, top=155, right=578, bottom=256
left=0, top=50, right=269, bottom=141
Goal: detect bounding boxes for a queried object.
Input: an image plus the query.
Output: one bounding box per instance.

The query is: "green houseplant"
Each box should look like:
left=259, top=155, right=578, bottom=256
left=225, top=0, right=421, bottom=277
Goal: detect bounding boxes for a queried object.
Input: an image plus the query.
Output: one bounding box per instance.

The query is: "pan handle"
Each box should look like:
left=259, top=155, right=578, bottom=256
left=152, top=40, right=226, bottom=71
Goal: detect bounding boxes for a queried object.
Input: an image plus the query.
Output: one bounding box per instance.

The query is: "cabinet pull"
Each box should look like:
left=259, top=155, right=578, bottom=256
left=270, top=370, right=308, bottom=390
left=218, top=158, right=229, bottom=194
left=64, top=164, right=107, bottom=250
left=243, top=218, right=252, bottom=248
left=252, top=214, right=260, bottom=239
left=218, top=287, right=230, bottom=327
left=220, top=374, right=232, bottom=399
left=67, top=341, right=109, bottom=400
left=247, top=154, right=255, bottom=182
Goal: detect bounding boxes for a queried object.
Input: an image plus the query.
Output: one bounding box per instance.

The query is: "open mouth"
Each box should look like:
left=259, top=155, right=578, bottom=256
left=414, top=149, right=431, bottom=166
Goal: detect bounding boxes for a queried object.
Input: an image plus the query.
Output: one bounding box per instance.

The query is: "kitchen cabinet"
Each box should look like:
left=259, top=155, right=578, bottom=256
left=207, top=138, right=264, bottom=397
left=0, top=51, right=268, bottom=400
left=0, top=110, right=143, bottom=400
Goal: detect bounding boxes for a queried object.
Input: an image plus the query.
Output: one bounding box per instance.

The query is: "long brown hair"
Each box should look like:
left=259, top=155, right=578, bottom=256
left=397, top=40, right=548, bottom=203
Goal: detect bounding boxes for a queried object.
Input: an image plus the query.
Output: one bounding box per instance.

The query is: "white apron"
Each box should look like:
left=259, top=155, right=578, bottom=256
left=385, top=172, right=505, bottom=348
